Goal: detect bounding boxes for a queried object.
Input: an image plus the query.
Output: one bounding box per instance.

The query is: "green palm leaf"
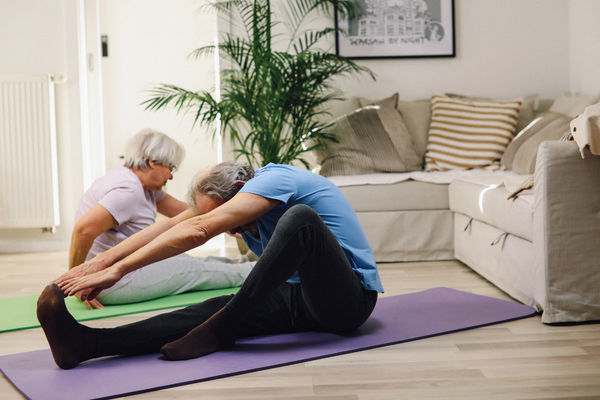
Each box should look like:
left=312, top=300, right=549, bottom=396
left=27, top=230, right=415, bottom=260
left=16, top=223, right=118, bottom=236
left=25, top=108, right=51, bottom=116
left=144, top=0, right=374, bottom=168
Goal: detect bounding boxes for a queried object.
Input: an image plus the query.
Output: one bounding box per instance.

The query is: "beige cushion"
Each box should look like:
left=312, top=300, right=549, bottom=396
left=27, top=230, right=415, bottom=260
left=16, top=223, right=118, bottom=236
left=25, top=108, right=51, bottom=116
left=396, top=99, right=432, bottom=160
left=356, top=94, right=432, bottom=161
left=502, top=111, right=572, bottom=174
left=549, top=92, right=600, bottom=118
left=356, top=93, right=399, bottom=109
left=425, top=94, right=522, bottom=171
left=446, top=93, right=540, bottom=134
left=316, top=105, right=422, bottom=176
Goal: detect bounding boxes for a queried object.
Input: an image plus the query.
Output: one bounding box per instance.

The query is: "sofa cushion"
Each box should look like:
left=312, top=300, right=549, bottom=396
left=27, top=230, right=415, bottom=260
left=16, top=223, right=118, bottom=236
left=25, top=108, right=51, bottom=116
left=316, top=105, right=422, bottom=177
left=549, top=92, right=600, bottom=118
left=397, top=99, right=432, bottom=160
left=357, top=95, right=432, bottom=161
left=338, top=180, right=449, bottom=212
left=448, top=174, right=533, bottom=241
left=501, top=111, right=572, bottom=174
left=425, top=94, right=522, bottom=171
left=356, top=93, right=399, bottom=109
left=446, top=93, right=540, bottom=135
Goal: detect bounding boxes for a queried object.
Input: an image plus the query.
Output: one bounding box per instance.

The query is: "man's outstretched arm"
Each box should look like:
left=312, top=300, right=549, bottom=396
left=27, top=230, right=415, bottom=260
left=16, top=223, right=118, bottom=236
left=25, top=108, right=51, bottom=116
left=59, top=193, right=280, bottom=300
left=54, top=207, right=198, bottom=288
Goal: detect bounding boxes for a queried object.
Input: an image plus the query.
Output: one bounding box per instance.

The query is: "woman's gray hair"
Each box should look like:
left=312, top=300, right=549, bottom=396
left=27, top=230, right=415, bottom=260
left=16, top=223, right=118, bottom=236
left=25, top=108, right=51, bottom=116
left=187, top=161, right=255, bottom=209
left=123, top=128, right=186, bottom=170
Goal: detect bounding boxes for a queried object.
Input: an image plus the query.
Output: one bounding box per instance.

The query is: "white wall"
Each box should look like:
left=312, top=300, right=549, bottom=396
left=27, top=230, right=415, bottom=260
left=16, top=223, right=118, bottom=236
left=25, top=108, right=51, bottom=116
left=99, top=0, right=222, bottom=203
left=327, top=0, right=571, bottom=119
left=0, top=0, right=84, bottom=252
left=0, top=0, right=585, bottom=253
left=99, top=0, right=234, bottom=250
left=568, top=0, right=600, bottom=95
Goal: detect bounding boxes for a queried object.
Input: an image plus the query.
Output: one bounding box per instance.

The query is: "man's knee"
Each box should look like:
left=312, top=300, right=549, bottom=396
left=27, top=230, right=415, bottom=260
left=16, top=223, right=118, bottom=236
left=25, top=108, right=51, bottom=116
left=281, top=205, right=320, bottom=225
left=271, top=205, right=325, bottom=243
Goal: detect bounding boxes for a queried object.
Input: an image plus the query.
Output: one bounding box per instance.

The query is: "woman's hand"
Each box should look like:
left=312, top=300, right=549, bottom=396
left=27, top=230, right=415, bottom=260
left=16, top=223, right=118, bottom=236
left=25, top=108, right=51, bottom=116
left=75, top=290, right=105, bottom=310
left=57, top=267, right=123, bottom=301
left=53, top=253, right=112, bottom=287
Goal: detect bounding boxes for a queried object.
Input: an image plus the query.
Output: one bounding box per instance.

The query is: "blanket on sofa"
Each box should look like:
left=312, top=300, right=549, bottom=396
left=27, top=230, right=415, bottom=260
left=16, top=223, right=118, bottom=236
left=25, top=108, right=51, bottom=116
left=327, top=170, right=535, bottom=208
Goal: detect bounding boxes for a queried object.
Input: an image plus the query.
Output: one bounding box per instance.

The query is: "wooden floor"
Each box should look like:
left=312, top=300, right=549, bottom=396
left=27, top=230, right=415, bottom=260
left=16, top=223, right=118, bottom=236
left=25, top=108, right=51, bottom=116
left=1, top=251, right=600, bottom=400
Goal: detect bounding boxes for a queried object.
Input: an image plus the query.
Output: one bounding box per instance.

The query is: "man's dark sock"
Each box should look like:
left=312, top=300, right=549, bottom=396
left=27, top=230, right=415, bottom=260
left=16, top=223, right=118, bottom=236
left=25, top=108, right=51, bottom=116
left=160, top=306, right=237, bottom=361
left=36, top=284, right=97, bottom=369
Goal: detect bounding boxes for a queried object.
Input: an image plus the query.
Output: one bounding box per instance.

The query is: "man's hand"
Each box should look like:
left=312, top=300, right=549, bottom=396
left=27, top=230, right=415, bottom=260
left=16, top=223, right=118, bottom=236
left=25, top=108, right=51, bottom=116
left=75, top=290, right=105, bottom=310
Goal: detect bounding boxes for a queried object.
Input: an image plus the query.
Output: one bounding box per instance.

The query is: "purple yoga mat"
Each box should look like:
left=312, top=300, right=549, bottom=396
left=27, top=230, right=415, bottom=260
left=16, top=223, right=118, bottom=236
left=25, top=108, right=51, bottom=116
left=0, top=288, right=536, bottom=400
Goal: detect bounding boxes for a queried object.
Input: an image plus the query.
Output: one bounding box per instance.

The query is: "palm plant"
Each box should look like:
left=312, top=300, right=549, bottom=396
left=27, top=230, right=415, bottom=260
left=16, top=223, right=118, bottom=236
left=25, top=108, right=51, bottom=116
left=143, top=0, right=374, bottom=169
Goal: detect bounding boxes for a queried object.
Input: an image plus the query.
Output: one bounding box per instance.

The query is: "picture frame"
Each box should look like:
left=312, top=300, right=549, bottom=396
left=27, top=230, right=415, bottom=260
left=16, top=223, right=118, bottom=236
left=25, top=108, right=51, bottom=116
left=335, top=0, right=455, bottom=59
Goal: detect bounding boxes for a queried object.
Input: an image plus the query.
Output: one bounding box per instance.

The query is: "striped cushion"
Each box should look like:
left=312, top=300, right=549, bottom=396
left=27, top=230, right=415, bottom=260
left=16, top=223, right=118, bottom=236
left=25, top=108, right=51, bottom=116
left=425, top=94, right=522, bottom=171
left=316, top=105, right=422, bottom=176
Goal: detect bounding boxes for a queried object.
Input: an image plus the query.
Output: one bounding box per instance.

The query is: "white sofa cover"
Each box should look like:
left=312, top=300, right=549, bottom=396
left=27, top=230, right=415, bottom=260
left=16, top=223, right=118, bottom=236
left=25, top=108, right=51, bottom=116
left=452, top=141, right=600, bottom=323
left=319, top=93, right=600, bottom=323
left=328, top=141, right=600, bottom=323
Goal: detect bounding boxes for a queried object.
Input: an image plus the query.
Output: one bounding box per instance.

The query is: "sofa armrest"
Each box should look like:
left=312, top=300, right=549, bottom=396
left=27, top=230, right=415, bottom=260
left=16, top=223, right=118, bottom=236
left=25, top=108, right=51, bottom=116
left=533, top=140, right=600, bottom=323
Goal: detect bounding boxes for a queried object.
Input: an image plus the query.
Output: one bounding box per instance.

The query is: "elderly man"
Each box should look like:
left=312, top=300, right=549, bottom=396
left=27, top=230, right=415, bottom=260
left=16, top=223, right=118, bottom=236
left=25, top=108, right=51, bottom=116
left=38, top=161, right=383, bottom=369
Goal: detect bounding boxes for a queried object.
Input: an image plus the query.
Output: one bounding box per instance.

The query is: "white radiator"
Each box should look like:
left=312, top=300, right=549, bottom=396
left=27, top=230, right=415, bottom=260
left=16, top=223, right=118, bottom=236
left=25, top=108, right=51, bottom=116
left=0, top=74, right=60, bottom=230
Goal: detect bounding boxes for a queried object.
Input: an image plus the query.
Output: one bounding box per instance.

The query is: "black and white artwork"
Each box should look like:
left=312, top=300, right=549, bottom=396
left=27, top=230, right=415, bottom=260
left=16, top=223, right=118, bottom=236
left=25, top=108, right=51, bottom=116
left=335, top=0, right=455, bottom=59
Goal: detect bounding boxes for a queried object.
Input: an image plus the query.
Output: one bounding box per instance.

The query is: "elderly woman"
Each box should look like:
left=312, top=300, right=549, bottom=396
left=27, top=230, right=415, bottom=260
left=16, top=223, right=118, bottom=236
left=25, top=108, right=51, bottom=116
left=70, top=128, right=254, bottom=309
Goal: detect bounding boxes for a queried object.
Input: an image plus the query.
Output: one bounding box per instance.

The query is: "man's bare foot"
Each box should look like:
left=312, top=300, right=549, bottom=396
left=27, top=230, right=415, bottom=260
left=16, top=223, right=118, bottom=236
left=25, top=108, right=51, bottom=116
left=36, top=284, right=96, bottom=369
left=160, top=306, right=236, bottom=361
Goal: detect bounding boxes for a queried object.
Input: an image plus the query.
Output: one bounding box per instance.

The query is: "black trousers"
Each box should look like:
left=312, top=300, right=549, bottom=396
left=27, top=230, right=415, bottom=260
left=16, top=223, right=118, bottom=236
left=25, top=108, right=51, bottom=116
left=97, top=205, right=378, bottom=357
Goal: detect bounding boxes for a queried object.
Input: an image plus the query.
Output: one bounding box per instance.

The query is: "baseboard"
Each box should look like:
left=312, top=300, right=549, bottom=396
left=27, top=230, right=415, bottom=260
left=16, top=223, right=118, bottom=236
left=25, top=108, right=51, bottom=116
left=0, top=240, right=70, bottom=253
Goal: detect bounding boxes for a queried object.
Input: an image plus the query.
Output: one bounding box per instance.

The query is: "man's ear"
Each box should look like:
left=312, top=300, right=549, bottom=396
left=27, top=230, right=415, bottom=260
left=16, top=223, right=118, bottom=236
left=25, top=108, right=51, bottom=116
left=233, top=180, right=246, bottom=190
left=147, top=159, right=156, bottom=169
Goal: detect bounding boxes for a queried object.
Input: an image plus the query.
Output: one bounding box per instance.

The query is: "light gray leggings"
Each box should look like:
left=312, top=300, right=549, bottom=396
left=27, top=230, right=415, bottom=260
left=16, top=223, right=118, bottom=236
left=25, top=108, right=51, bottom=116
left=96, top=254, right=255, bottom=304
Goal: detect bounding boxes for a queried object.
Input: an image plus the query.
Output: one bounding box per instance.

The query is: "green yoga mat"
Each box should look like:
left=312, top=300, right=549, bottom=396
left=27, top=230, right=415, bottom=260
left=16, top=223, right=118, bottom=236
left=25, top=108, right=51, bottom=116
left=0, top=287, right=240, bottom=333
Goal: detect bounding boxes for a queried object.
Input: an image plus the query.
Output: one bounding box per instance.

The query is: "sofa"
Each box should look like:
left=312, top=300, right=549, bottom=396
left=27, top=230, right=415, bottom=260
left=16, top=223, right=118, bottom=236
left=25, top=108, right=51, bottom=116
left=315, top=92, right=600, bottom=324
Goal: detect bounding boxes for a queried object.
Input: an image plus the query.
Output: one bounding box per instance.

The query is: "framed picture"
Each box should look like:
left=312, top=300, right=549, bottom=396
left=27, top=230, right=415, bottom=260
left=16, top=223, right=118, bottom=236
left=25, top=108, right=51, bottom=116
left=335, top=0, right=455, bottom=59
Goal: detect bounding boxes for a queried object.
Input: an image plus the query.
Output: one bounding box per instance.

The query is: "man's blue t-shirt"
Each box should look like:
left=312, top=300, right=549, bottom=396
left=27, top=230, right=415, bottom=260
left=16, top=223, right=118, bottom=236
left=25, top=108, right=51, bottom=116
left=239, top=164, right=384, bottom=293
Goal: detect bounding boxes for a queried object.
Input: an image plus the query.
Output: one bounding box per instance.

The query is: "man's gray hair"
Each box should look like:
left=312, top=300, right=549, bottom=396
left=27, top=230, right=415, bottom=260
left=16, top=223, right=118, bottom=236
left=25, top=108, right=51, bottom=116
left=187, top=161, right=255, bottom=209
left=123, top=128, right=186, bottom=170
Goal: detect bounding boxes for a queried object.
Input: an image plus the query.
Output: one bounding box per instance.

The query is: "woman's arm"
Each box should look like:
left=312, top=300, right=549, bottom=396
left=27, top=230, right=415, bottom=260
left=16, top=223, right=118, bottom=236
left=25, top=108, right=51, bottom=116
left=156, top=194, right=188, bottom=217
left=68, top=204, right=119, bottom=309
left=60, top=193, right=280, bottom=300
left=68, top=204, right=118, bottom=270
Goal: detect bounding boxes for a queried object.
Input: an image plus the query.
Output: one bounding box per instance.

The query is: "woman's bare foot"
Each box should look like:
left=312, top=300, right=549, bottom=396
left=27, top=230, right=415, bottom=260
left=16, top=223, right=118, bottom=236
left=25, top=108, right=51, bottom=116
left=160, top=306, right=236, bottom=361
left=36, top=284, right=97, bottom=369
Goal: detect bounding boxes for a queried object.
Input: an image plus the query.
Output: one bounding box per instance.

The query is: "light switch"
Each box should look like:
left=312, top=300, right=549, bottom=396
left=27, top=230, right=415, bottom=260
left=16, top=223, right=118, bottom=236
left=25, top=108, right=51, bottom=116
left=101, top=35, right=108, bottom=57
